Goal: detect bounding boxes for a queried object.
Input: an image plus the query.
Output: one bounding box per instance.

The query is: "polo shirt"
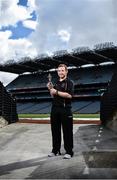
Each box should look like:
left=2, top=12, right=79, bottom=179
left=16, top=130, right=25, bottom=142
left=52, top=78, right=74, bottom=108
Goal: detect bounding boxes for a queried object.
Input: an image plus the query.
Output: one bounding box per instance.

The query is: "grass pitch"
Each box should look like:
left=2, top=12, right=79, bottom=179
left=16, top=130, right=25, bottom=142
left=18, top=113, right=100, bottom=119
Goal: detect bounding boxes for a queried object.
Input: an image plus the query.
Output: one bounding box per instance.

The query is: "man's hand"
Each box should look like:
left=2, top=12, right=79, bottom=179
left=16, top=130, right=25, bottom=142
left=47, top=83, right=56, bottom=97
left=47, top=82, right=53, bottom=90
left=50, top=88, right=57, bottom=96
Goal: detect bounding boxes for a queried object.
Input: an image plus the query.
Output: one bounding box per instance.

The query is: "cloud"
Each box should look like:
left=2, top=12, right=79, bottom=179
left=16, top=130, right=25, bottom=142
left=58, top=29, right=71, bottom=42
left=27, top=0, right=37, bottom=12
left=0, top=0, right=37, bottom=29
left=0, top=30, right=37, bottom=63
left=30, top=0, right=117, bottom=54
left=23, top=20, right=37, bottom=30
left=0, top=0, right=32, bottom=28
left=0, top=0, right=37, bottom=63
left=0, top=30, right=12, bottom=40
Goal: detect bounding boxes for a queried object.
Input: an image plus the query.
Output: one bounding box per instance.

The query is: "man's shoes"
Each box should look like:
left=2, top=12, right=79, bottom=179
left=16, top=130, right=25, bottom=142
left=63, top=154, right=72, bottom=159
left=48, top=152, right=72, bottom=159
left=48, top=152, right=61, bottom=157
left=48, top=152, right=56, bottom=157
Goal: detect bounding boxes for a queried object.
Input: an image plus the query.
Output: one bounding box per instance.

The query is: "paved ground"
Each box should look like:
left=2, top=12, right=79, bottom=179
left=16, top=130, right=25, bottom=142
left=0, top=122, right=117, bottom=179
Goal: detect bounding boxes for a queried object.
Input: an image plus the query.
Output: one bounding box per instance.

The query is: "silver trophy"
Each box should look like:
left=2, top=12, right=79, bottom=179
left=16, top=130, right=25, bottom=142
left=47, top=73, right=53, bottom=89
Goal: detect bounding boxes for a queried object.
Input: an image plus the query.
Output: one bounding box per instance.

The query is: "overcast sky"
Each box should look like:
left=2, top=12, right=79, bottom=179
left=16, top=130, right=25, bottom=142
left=0, top=0, right=117, bottom=85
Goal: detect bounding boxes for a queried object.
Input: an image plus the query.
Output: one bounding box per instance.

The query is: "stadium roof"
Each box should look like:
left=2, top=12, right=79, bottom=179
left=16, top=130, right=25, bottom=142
left=0, top=42, right=117, bottom=74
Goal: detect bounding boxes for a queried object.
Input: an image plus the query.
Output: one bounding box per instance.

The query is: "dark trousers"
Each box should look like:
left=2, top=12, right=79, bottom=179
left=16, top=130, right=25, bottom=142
left=50, top=106, right=73, bottom=156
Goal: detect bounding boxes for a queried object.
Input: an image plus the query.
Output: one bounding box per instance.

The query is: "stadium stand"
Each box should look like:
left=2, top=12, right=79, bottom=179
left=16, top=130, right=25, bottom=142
left=6, top=64, right=114, bottom=114
left=0, top=81, right=18, bottom=124
left=17, top=102, right=51, bottom=114
left=72, top=100, right=100, bottom=114
left=6, top=64, right=113, bottom=90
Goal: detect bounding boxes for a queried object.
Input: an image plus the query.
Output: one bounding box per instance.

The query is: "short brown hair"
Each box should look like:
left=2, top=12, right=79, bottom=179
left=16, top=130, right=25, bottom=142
left=58, top=64, right=68, bottom=71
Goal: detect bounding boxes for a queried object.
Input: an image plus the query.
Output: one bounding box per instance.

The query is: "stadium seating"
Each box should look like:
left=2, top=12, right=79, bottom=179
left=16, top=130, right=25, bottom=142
left=7, top=64, right=113, bottom=89
left=6, top=64, right=114, bottom=114
left=17, top=101, right=100, bottom=114
left=17, top=102, right=52, bottom=114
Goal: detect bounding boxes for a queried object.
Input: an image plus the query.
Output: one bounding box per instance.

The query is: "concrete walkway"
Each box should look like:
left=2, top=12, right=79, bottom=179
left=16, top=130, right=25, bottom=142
left=0, top=123, right=117, bottom=179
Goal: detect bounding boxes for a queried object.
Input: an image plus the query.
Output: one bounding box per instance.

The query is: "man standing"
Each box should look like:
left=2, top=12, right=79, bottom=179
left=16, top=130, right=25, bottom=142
left=47, top=64, right=74, bottom=159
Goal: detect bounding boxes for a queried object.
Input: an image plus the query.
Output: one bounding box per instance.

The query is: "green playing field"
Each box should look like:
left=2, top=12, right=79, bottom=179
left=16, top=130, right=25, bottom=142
left=18, top=113, right=100, bottom=118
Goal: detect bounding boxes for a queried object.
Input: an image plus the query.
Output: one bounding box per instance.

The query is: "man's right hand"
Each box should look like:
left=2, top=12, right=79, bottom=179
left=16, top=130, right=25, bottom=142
left=47, top=82, right=53, bottom=90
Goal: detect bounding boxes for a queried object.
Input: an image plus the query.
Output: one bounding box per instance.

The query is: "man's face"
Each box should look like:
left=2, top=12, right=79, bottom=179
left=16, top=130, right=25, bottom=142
left=57, top=66, right=68, bottom=79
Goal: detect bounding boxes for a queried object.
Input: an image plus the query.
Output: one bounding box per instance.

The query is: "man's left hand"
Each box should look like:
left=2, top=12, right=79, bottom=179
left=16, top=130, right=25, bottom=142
left=50, top=88, right=57, bottom=96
